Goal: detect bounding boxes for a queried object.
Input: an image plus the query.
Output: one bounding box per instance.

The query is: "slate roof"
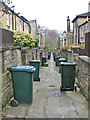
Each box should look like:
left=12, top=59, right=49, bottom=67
left=72, top=12, right=90, bottom=23
left=1, top=2, right=30, bottom=25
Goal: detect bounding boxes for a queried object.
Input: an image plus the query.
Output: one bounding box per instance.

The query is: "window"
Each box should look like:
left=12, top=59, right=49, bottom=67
left=7, top=14, right=10, bottom=26
left=81, top=26, right=83, bottom=38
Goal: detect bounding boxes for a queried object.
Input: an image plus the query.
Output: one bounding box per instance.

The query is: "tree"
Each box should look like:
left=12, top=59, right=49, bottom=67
left=43, top=37, right=50, bottom=51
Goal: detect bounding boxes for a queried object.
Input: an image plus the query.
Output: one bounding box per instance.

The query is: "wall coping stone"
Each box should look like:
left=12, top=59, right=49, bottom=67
left=73, top=54, right=79, bottom=56
left=67, top=49, right=72, bottom=53
left=71, top=46, right=81, bottom=49
left=0, top=46, right=23, bottom=52
left=79, top=56, right=90, bottom=64
left=21, top=47, right=30, bottom=54
left=32, top=47, right=39, bottom=51
left=21, top=47, right=39, bottom=53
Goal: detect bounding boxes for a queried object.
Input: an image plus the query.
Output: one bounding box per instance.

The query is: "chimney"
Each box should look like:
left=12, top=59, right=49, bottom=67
left=88, top=1, right=90, bottom=12
left=67, top=16, right=70, bottom=32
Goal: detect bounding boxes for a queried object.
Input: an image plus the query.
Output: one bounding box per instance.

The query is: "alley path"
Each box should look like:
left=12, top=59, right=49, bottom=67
left=3, top=54, right=88, bottom=119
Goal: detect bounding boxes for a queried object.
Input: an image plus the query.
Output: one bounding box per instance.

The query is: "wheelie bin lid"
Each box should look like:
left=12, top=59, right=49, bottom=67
left=7, top=66, right=36, bottom=72
left=42, top=56, right=46, bottom=58
left=58, top=58, right=67, bottom=61
left=29, top=60, right=40, bottom=63
left=61, top=62, right=76, bottom=66
left=55, top=56, right=60, bottom=58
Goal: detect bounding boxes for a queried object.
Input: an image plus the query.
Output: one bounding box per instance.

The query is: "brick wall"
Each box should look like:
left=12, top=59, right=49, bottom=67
left=77, top=56, right=90, bottom=101
left=79, top=48, right=86, bottom=56
left=85, top=32, right=90, bottom=57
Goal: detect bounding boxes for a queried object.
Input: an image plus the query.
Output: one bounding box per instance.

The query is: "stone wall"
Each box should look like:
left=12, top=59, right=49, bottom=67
left=21, top=47, right=40, bottom=65
left=2, top=47, right=22, bottom=108
left=85, top=32, right=90, bottom=57
left=64, top=49, right=89, bottom=101
left=1, top=46, right=40, bottom=109
left=0, top=50, right=2, bottom=113
left=64, top=48, right=89, bottom=101
left=0, top=28, right=14, bottom=47
left=77, top=56, right=90, bottom=101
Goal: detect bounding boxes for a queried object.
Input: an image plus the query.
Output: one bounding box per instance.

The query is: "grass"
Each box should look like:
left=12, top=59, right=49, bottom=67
left=49, top=85, right=55, bottom=87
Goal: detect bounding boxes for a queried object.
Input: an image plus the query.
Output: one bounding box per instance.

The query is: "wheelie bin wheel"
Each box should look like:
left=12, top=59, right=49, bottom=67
left=10, top=99, right=19, bottom=107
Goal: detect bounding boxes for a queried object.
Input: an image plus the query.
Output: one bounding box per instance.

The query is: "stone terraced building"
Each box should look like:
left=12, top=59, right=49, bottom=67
left=0, top=2, right=31, bottom=34
left=72, top=11, right=90, bottom=45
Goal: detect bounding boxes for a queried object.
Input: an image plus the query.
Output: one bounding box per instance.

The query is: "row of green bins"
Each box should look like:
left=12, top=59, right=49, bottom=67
left=60, top=62, right=76, bottom=91
left=48, top=54, right=50, bottom=60
left=55, top=56, right=60, bottom=66
left=53, top=52, right=55, bottom=61
left=42, top=56, right=47, bottom=66
left=44, top=62, right=48, bottom=67
left=29, top=60, right=40, bottom=81
left=59, top=58, right=67, bottom=73
left=7, top=66, right=36, bottom=104
left=48, top=52, right=51, bottom=60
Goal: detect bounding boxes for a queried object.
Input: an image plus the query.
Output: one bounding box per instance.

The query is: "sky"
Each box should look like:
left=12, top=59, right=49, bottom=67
left=11, top=0, right=89, bottom=32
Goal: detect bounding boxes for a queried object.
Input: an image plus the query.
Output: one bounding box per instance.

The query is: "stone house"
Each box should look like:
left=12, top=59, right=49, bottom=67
left=78, top=19, right=90, bottom=45
left=60, top=31, right=66, bottom=48
left=0, top=2, right=31, bottom=34
left=37, top=25, right=49, bottom=49
left=29, top=20, right=37, bottom=38
left=60, top=34, right=63, bottom=48
left=62, top=31, right=66, bottom=47
left=42, top=32, right=45, bottom=49
left=72, top=12, right=90, bottom=45
left=37, top=25, right=41, bottom=47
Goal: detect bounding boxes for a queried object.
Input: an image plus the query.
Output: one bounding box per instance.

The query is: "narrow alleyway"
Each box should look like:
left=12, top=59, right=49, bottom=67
left=3, top=54, right=88, bottom=119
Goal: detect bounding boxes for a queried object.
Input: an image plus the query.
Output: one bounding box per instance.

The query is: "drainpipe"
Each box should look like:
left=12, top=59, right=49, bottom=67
left=78, top=26, right=80, bottom=44
left=88, top=1, right=90, bottom=32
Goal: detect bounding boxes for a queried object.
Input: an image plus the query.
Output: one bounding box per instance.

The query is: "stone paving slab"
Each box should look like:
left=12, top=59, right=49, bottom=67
left=2, top=54, right=88, bottom=119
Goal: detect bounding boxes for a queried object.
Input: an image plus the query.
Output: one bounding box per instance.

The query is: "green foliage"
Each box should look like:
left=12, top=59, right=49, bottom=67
left=56, top=44, right=60, bottom=50
left=43, top=37, right=50, bottom=51
left=35, top=37, right=39, bottom=48
left=13, top=31, right=39, bottom=48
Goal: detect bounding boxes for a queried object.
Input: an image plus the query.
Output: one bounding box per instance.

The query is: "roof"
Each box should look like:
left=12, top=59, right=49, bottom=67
left=79, top=19, right=90, bottom=27
left=72, top=12, right=90, bottom=23
left=1, top=2, right=30, bottom=25
left=20, top=16, right=30, bottom=25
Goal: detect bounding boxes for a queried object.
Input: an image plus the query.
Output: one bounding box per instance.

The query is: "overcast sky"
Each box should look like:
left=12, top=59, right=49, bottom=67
left=12, top=0, right=89, bottom=31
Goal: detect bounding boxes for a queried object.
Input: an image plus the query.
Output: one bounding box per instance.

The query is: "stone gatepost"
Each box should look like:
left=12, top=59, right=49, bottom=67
left=67, top=49, right=73, bottom=62
left=71, top=46, right=80, bottom=78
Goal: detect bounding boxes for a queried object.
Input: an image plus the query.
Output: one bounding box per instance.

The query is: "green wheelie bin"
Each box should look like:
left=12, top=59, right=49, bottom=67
left=60, top=62, right=76, bottom=91
left=29, top=60, right=40, bottom=81
left=58, top=58, right=67, bottom=73
left=42, top=56, right=47, bottom=66
left=53, top=52, right=55, bottom=61
left=7, top=66, right=36, bottom=104
left=48, top=52, right=51, bottom=60
left=55, top=56, right=60, bottom=66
